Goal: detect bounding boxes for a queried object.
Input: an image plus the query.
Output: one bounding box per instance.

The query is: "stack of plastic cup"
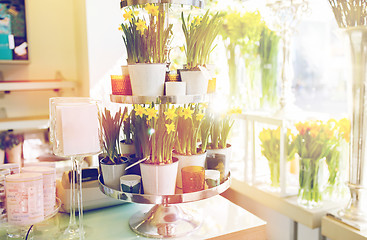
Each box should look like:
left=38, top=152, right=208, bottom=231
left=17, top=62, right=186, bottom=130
left=22, top=166, right=56, bottom=216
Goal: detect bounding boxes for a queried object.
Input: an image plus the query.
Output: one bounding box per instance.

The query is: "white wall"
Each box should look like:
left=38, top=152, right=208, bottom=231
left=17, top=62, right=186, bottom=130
left=0, top=0, right=79, bottom=120
left=84, top=0, right=126, bottom=105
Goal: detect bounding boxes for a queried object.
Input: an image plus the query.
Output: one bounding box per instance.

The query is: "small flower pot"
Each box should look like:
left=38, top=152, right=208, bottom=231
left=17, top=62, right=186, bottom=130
left=173, top=151, right=207, bottom=189
left=120, top=140, right=135, bottom=156
left=100, top=157, right=129, bottom=190
left=128, top=63, right=166, bottom=96
left=180, top=69, right=209, bottom=95
left=206, top=144, right=232, bottom=182
left=165, top=82, right=186, bottom=96
left=140, top=157, right=178, bottom=195
left=5, top=144, right=22, bottom=165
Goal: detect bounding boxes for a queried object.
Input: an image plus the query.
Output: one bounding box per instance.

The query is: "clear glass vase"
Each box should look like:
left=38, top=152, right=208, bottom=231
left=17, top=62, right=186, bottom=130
left=339, top=27, right=367, bottom=221
left=268, top=161, right=280, bottom=189
left=298, top=157, right=324, bottom=208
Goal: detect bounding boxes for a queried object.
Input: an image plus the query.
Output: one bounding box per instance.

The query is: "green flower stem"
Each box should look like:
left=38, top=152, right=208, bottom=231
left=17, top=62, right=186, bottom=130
left=299, top=158, right=322, bottom=204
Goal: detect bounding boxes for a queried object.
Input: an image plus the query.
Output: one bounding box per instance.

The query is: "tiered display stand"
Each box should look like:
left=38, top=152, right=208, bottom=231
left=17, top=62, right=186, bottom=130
left=99, top=94, right=230, bottom=238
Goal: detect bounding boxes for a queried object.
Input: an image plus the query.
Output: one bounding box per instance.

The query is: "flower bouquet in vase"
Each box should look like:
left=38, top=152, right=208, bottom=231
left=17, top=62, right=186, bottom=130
left=259, top=127, right=296, bottom=191
left=100, top=108, right=129, bottom=190
left=295, top=120, right=333, bottom=208
left=133, top=104, right=178, bottom=195
left=324, top=118, right=350, bottom=201
left=180, top=11, right=221, bottom=95
left=120, top=5, right=173, bottom=96
left=173, top=104, right=207, bottom=189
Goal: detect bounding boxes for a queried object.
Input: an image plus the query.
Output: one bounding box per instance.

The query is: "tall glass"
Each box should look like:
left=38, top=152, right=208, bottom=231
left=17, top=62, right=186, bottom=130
left=49, top=97, right=102, bottom=239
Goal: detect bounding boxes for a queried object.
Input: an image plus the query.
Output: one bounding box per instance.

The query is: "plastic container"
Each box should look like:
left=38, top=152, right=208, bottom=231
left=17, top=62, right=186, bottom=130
left=5, top=173, right=44, bottom=226
left=0, top=163, right=20, bottom=175
left=0, top=168, right=11, bottom=223
left=22, top=166, right=56, bottom=216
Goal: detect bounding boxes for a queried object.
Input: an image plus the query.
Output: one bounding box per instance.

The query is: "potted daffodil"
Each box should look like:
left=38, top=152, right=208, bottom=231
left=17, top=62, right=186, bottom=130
left=120, top=5, right=173, bottom=96
left=132, top=103, right=178, bottom=195
left=100, top=108, right=129, bottom=190
left=180, top=10, right=221, bottom=95
left=173, top=103, right=207, bottom=188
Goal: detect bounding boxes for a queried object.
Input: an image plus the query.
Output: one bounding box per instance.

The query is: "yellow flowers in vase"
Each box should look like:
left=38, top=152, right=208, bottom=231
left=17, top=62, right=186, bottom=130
left=295, top=120, right=334, bottom=208
left=259, top=127, right=296, bottom=188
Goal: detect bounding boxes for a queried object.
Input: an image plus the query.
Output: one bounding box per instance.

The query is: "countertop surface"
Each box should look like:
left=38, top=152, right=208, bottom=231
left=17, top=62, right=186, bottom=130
left=1, top=195, right=266, bottom=240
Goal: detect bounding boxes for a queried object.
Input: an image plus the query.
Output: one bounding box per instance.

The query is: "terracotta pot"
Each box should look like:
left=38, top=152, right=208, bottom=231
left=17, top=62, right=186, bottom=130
left=5, top=144, right=22, bottom=165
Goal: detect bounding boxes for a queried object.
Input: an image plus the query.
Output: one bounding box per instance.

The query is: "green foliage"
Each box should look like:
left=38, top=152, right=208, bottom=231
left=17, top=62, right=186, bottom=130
left=174, top=104, right=204, bottom=155
left=0, top=131, right=22, bottom=150
left=122, top=107, right=133, bottom=144
left=200, top=111, right=213, bottom=153
left=181, top=10, right=222, bottom=70
left=101, top=108, right=124, bottom=164
left=120, top=6, right=173, bottom=64
left=259, top=26, right=280, bottom=108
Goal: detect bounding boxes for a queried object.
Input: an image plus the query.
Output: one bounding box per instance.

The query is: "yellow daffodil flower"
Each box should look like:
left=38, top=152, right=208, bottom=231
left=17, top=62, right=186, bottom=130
left=123, top=9, right=133, bottom=22
left=134, top=105, right=146, bottom=118
left=122, top=114, right=128, bottom=122
left=118, top=25, right=123, bottom=31
left=196, top=112, right=204, bottom=121
left=166, top=123, right=175, bottom=134
left=192, top=16, right=202, bottom=26
left=145, top=107, right=158, bottom=120
left=135, top=19, right=147, bottom=35
left=179, top=45, right=185, bottom=52
left=164, top=107, right=177, bottom=121
left=177, top=107, right=184, bottom=117
left=145, top=3, right=159, bottom=16
left=182, top=107, right=194, bottom=120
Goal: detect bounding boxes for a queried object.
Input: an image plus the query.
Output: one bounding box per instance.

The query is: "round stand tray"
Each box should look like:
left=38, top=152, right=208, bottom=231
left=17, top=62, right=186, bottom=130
left=98, top=174, right=230, bottom=238
left=110, top=94, right=212, bottom=105
left=120, top=0, right=204, bottom=9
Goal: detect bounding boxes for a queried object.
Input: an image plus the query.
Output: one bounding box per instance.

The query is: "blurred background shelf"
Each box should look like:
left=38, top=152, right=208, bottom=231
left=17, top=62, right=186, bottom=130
left=0, top=115, right=49, bottom=131
left=0, top=80, right=77, bottom=92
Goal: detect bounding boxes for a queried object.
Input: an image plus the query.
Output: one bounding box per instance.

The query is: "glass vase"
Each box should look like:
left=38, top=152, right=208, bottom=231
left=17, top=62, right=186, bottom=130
left=339, top=27, right=367, bottom=221
left=298, top=157, right=324, bottom=208
left=268, top=161, right=280, bottom=189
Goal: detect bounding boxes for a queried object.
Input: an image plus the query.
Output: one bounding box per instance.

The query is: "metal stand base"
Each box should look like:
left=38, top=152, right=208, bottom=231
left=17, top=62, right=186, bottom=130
left=338, top=184, right=367, bottom=222
left=129, top=204, right=202, bottom=238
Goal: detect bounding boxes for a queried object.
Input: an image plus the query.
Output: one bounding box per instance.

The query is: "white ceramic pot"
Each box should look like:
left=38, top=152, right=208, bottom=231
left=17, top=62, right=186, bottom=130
left=173, top=151, right=207, bottom=189
left=180, top=69, right=209, bottom=95
left=206, top=144, right=232, bottom=181
left=140, top=158, right=178, bottom=195
left=128, top=63, right=166, bottom=96
left=120, top=140, right=135, bottom=156
left=165, top=82, right=186, bottom=96
left=100, top=158, right=129, bottom=190
left=5, top=144, right=22, bottom=164
left=121, top=65, right=129, bottom=76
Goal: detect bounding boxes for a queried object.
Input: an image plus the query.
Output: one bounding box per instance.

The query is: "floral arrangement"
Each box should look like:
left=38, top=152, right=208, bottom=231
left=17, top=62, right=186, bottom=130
left=209, top=107, right=241, bottom=149
left=324, top=118, right=350, bottom=198
left=259, top=127, right=296, bottom=187
left=181, top=10, right=222, bottom=70
left=174, top=104, right=205, bottom=155
left=259, top=26, right=280, bottom=108
left=101, top=108, right=126, bottom=164
left=294, top=120, right=334, bottom=206
left=219, top=9, right=264, bottom=103
left=131, top=103, right=177, bottom=164
left=120, top=4, right=173, bottom=64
